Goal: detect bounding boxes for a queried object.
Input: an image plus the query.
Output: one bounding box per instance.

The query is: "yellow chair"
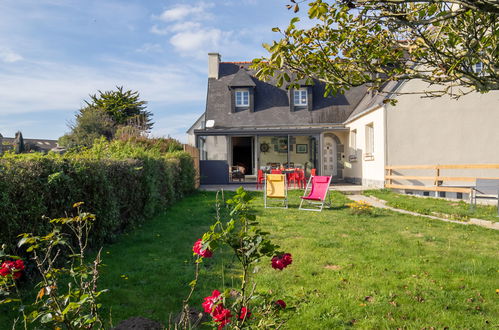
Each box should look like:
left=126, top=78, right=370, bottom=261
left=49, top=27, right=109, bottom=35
left=264, top=174, right=288, bottom=209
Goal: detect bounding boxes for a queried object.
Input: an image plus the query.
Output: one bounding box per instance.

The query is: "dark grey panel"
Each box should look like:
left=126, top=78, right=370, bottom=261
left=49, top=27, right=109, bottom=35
left=200, top=160, right=229, bottom=184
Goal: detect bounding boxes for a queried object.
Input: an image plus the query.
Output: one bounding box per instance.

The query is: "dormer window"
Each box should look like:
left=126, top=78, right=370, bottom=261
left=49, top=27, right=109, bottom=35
left=293, top=88, right=308, bottom=106
left=235, top=89, right=249, bottom=107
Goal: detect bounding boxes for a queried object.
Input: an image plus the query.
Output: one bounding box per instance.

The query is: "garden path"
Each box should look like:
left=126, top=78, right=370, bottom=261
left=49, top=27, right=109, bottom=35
left=348, top=195, right=499, bottom=231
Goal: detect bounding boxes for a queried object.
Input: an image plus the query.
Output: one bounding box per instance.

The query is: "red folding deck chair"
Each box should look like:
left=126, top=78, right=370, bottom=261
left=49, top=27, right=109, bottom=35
left=256, top=169, right=265, bottom=190
left=299, top=175, right=333, bottom=211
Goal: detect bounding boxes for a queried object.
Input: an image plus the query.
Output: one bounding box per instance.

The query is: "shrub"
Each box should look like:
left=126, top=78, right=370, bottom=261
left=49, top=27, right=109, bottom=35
left=0, top=139, right=195, bottom=253
left=1, top=203, right=108, bottom=329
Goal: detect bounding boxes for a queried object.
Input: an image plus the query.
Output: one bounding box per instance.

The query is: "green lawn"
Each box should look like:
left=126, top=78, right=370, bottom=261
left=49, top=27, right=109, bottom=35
left=364, top=189, right=499, bottom=222
left=2, top=190, right=498, bottom=328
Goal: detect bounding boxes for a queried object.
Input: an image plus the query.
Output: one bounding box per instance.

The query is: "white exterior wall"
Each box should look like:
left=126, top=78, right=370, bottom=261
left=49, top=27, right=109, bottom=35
left=387, top=81, right=499, bottom=166
left=187, top=133, right=196, bottom=146
left=385, top=80, right=499, bottom=198
left=344, top=106, right=386, bottom=187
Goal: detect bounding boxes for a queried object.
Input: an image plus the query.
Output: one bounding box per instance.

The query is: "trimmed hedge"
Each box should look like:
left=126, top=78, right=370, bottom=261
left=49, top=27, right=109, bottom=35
left=0, top=141, right=195, bottom=251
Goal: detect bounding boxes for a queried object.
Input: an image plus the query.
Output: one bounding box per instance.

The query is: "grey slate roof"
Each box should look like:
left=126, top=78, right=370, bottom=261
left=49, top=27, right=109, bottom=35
left=2, top=137, right=59, bottom=152
left=228, top=68, right=256, bottom=87
left=205, top=62, right=368, bottom=129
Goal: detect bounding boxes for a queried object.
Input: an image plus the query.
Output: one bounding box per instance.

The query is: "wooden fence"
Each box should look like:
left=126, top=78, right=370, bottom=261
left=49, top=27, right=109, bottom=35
left=183, top=144, right=200, bottom=188
left=385, top=164, right=499, bottom=194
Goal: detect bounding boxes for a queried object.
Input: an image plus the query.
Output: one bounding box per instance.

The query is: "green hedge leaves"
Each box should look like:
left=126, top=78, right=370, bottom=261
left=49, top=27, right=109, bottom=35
left=0, top=140, right=195, bottom=250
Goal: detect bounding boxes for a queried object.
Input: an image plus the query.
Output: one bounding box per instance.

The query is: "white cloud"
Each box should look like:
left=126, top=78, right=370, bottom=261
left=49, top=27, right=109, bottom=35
left=152, top=2, right=241, bottom=59
left=150, top=24, right=169, bottom=35
left=158, top=2, right=213, bottom=22
left=135, top=43, right=163, bottom=53
left=0, top=47, right=23, bottom=63
left=169, top=21, right=202, bottom=32
left=170, top=28, right=226, bottom=54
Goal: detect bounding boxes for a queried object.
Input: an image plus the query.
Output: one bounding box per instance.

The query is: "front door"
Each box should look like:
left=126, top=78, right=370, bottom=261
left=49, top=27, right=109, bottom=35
left=323, top=135, right=337, bottom=176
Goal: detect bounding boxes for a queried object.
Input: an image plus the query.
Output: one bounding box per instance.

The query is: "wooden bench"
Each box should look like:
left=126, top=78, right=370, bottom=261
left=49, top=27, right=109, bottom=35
left=471, top=179, right=499, bottom=216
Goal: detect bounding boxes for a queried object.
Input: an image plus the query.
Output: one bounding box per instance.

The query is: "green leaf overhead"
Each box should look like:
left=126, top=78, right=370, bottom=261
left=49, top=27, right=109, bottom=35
left=253, top=0, right=498, bottom=99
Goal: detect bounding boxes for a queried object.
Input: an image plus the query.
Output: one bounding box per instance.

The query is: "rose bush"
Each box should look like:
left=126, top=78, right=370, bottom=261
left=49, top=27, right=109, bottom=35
left=0, top=260, right=24, bottom=280
left=193, top=239, right=213, bottom=258
left=178, top=188, right=293, bottom=329
left=0, top=203, right=108, bottom=329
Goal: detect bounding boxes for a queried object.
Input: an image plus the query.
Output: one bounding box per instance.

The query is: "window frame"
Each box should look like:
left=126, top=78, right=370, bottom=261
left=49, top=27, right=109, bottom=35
left=365, top=123, right=374, bottom=160
left=293, top=88, right=308, bottom=106
left=235, top=89, right=250, bottom=107
left=350, top=129, right=357, bottom=149
left=473, top=62, right=483, bottom=75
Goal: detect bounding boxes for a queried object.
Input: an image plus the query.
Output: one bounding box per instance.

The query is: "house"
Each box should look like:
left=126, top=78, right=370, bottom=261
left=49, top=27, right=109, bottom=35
left=188, top=53, right=499, bottom=196
left=0, top=132, right=61, bottom=154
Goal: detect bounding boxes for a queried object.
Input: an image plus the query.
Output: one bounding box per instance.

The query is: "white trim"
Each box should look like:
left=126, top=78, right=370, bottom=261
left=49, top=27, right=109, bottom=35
left=344, top=104, right=383, bottom=124
left=365, top=122, right=374, bottom=159
left=293, top=88, right=308, bottom=106
left=235, top=89, right=249, bottom=107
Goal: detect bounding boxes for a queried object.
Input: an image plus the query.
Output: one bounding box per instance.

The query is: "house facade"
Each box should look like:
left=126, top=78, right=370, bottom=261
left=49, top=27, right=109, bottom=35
left=0, top=132, right=61, bottom=154
left=188, top=53, right=499, bottom=191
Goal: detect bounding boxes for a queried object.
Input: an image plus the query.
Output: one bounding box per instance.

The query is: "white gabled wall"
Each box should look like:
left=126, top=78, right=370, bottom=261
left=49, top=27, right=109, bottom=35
left=344, top=106, right=386, bottom=187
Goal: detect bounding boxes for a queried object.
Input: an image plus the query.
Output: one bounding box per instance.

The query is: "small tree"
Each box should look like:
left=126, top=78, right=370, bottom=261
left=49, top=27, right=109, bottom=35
left=59, top=106, right=116, bottom=148
left=13, top=131, right=25, bottom=154
left=59, top=87, right=153, bottom=148
left=86, top=86, right=153, bottom=131
left=253, top=0, right=498, bottom=99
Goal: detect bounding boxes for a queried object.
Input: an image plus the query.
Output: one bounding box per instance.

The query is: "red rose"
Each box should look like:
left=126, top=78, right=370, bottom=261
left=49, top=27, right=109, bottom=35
left=271, top=253, right=292, bottom=270
left=0, top=260, right=24, bottom=279
left=13, top=260, right=24, bottom=270
left=281, top=253, right=292, bottom=266
left=238, top=306, right=251, bottom=320
left=202, top=289, right=221, bottom=313
left=212, top=305, right=232, bottom=329
left=193, top=239, right=213, bottom=258
left=275, top=299, right=286, bottom=309
left=271, top=256, right=285, bottom=270
left=0, top=263, right=10, bottom=277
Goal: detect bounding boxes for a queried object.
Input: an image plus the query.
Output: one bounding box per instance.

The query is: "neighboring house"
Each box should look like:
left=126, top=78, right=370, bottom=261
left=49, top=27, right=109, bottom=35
left=188, top=53, right=499, bottom=194
left=0, top=133, right=61, bottom=154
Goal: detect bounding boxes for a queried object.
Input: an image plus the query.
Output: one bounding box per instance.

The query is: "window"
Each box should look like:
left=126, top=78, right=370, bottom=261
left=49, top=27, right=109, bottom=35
left=293, top=88, right=308, bottom=106
left=350, top=129, right=357, bottom=149
left=472, top=62, right=483, bottom=74
left=365, top=123, right=374, bottom=160
left=348, top=129, right=357, bottom=161
left=235, top=89, right=249, bottom=107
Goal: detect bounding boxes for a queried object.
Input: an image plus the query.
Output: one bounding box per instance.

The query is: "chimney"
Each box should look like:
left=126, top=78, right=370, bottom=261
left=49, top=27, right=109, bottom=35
left=208, top=52, right=220, bottom=79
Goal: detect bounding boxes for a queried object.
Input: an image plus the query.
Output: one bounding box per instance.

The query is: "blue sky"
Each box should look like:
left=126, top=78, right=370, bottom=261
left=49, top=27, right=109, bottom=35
left=0, top=0, right=304, bottom=142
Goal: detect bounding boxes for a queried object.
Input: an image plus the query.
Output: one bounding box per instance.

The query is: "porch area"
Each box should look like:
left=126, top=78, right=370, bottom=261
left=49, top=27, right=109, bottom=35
left=196, top=129, right=348, bottom=185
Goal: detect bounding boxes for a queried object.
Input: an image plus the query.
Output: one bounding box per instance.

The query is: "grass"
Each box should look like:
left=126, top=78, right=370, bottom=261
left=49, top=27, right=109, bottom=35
left=364, top=188, right=499, bottom=222
left=2, top=190, right=498, bottom=328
